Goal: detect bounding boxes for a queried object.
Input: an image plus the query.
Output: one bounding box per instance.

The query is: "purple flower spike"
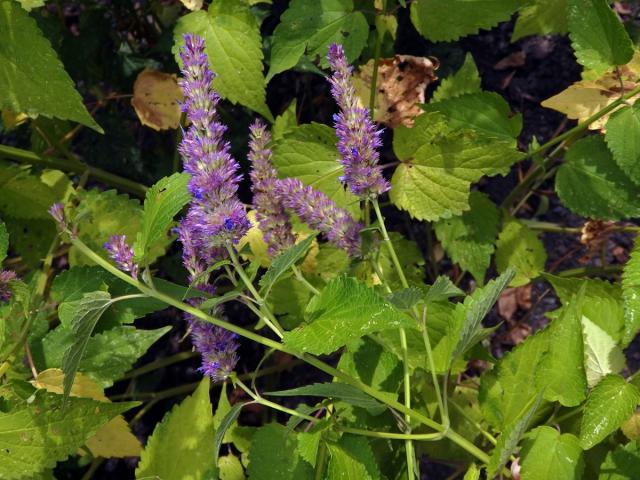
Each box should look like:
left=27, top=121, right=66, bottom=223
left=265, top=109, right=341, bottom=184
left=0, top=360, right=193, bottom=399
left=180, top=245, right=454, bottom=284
left=327, top=43, right=390, bottom=199
left=49, top=202, right=67, bottom=230
left=104, top=234, right=138, bottom=279
left=177, top=33, right=250, bottom=279
left=248, top=120, right=296, bottom=256
left=188, top=317, right=239, bottom=382
left=0, top=270, right=17, bottom=303
left=273, top=178, right=362, bottom=257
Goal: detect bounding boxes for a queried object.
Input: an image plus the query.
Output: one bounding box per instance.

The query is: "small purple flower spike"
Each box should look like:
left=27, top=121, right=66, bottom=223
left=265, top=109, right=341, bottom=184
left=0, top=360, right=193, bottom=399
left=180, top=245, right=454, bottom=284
left=49, top=202, right=67, bottom=230
left=248, top=120, right=296, bottom=256
left=104, top=234, right=138, bottom=279
left=327, top=43, right=390, bottom=199
left=188, top=316, right=239, bottom=381
left=0, top=270, right=17, bottom=303
left=273, top=177, right=363, bottom=257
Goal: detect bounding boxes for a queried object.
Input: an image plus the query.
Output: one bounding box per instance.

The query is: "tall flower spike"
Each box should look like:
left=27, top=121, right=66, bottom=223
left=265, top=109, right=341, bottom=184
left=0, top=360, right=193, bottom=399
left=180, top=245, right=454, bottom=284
left=327, top=43, right=390, bottom=199
left=188, top=316, right=239, bottom=381
left=248, top=120, right=296, bottom=256
left=104, top=234, right=139, bottom=279
left=0, top=270, right=17, bottom=303
left=273, top=178, right=363, bottom=257
left=176, top=33, right=250, bottom=278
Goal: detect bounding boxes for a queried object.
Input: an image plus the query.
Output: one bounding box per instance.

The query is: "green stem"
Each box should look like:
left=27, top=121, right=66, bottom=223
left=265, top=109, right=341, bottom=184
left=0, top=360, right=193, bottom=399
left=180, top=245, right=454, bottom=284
left=0, top=144, right=147, bottom=197
left=555, top=265, right=623, bottom=278
left=520, top=220, right=582, bottom=234
left=70, top=237, right=489, bottom=465
left=368, top=29, right=383, bottom=120
left=338, top=425, right=446, bottom=441
left=291, top=265, right=320, bottom=296
left=420, top=306, right=447, bottom=428
left=314, top=439, right=330, bottom=480
left=117, top=351, right=198, bottom=381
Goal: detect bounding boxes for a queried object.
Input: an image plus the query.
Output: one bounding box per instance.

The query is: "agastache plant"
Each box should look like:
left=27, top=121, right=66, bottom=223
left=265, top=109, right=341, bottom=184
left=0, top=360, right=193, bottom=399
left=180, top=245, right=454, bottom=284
left=104, top=234, right=138, bottom=279
left=327, top=43, right=389, bottom=199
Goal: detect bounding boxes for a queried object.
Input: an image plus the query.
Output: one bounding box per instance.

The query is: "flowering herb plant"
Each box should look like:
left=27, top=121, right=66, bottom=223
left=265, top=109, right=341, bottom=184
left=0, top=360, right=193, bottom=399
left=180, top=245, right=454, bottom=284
left=2, top=1, right=640, bottom=479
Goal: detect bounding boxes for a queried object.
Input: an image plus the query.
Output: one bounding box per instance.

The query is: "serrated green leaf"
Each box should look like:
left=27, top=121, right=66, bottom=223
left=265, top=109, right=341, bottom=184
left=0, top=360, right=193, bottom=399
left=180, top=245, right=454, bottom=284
left=512, top=0, right=568, bottom=41
left=606, top=104, right=640, bottom=186
left=133, top=172, right=190, bottom=264
left=432, top=53, right=481, bottom=102
left=0, top=0, right=101, bottom=131
left=283, top=276, right=414, bottom=355
left=580, top=374, right=640, bottom=449
left=271, top=122, right=359, bottom=216
left=246, top=423, right=312, bottom=480
left=495, top=219, right=547, bottom=287
left=387, top=287, right=423, bottom=310
left=267, top=382, right=385, bottom=414
left=424, top=276, right=464, bottom=303
left=0, top=219, right=8, bottom=263
left=326, top=435, right=381, bottom=480
left=0, top=389, right=135, bottom=480
left=567, top=0, right=634, bottom=74
left=623, top=237, right=640, bottom=345
left=173, top=0, right=271, bottom=119
left=61, top=291, right=113, bottom=400
left=582, top=316, right=625, bottom=388
left=337, top=337, right=401, bottom=395
left=434, top=191, right=499, bottom=284
left=266, top=0, right=368, bottom=81
left=520, top=426, right=584, bottom=480
left=0, top=167, right=58, bottom=219
left=556, top=136, right=640, bottom=220
left=598, top=441, right=640, bottom=480
left=423, top=92, right=522, bottom=141
left=297, top=430, right=322, bottom=467
left=259, top=234, right=317, bottom=296
left=410, top=0, right=521, bottom=42
left=136, top=377, right=215, bottom=480
left=487, top=393, right=543, bottom=479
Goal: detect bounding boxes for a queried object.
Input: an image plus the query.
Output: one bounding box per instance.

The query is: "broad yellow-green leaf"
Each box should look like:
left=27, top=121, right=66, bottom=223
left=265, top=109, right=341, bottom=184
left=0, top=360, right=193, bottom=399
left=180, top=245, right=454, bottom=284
left=520, top=427, right=584, bottom=480
left=623, top=236, right=640, bottom=345
left=246, top=423, right=312, bottom=479
left=432, top=53, right=481, bottom=102
left=598, top=442, right=640, bottom=479
left=606, top=104, right=640, bottom=186
left=495, top=218, right=547, bottom=287
left=326, top=435, right=381, bottom=480
left=581, top=316, right=625, bottom=388
left=512, top=0, right=568, bottom=41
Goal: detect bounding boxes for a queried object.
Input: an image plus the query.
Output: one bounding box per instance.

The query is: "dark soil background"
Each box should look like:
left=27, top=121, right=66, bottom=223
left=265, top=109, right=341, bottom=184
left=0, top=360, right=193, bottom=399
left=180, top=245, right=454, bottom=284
left=3, top=2, right=640, bottom=479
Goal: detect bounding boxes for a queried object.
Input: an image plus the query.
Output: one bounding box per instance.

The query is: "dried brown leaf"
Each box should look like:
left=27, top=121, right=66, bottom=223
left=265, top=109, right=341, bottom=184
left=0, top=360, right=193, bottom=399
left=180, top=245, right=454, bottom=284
left=131, top=69, right=183, bottom=131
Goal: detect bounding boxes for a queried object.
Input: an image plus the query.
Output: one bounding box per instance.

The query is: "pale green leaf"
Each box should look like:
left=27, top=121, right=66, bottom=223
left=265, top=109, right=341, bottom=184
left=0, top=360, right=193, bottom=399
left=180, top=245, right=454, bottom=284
left=582, top=316, right=625, bottom=388
left=0, top=166, right=58, bottom=219
left=410, top=0, right=521, bottom=42
left=387, top=287, right=423, bottom=310
left=512, top=0, right=568, bottom=41
left=271, top=122, right=359, bottom=216
left=173, top=0, right=272, bottom=119
left=463, top=464, right=481, bottom=480
left=434, top=191, right=499, bottom=284
left=520, top=426, right=584, bottom=480
left=598, top=441, right=640, bottom=480
left=432, top=53, right=481, bottom=102
left=580, top=374, right=640, bottom=449
left=259, top=234, right=317, bottom=295
left=246, top=423, right=311, bottom=480
left=623, top=236, right=640, bottom=345
left=214, top=402, right=245, bottom=463
left=495, top=218, right=547, bottom=287
left=337, top=337, right=401, bottom=395
left=326, top=435, right=381, bottom=480
left=266, top=0, right=368, bottom=81
left=218, top=454, right=244, bottom=480
left=568, top=0, right=634, bottom=74
left=133, top=172, right=191, bottom=264
left=0, top=220, right=8, bottom=263
left=556, top=136, right=640, bottom=220
left=0, top=0, right=101, bottom=131
left=273, top=99, right=298, bottom=140
left=283, top=276, right=414, bottom=355
left=297, top=430, right=322, bottom=467
left=0, top=389, right=136, bottom=480
left=606, top=104, right=640, bottom=186
left=424, top=276, right=464, bottom=303
left=136, top=378, right=215, bottom=480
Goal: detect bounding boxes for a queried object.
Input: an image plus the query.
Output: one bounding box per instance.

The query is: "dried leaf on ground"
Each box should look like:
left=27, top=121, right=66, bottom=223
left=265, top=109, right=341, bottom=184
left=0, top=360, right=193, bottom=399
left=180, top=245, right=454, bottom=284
left=494, top=51, right=526, bottom=70
left=131, top=69, right=184, bottom=131
left=498, top=286, right=533, bottom=321
left=353, top=55, right=438, bottom=128
left=579, top=219, right=615, bottom=263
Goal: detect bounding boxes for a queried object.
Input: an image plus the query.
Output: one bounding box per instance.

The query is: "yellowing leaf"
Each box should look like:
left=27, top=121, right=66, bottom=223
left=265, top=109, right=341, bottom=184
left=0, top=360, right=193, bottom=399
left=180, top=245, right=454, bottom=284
left=180, top=0, right=203, bottom=10
left=1, top=109, right=28, bottom=130
left=238, top=210, right=271, bottom=267
left=131, top=69, right=183, bottom=131
left=32, top=369, right=142, bottom=458
left=622, top=411, right=640, bottom=440
left=541, top=53, right=640, bottom=130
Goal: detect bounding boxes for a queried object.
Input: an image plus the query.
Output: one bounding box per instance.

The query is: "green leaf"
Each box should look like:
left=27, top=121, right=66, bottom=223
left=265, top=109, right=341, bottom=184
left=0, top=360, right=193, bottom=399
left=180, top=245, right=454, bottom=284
left=283, top=276, right=414, bottom=355
left=0, top=219, right=8, bottom=263
left=520, top=426, right=584, bottom=480
left=0, top=389, right=135, bottom=480
left=463, top=464, right=481, bottom=480
left=432, top=53, right=481, bottom=102
left=387, top=288, right=423, bottom=310
left=271, top=122, right=359, bottom=216
left=581, top=316, right=625, bottom=388
left=434, top=191, right=499, bottom=284
left=173, top=0, right=272, bottom=119
left=326, top=435, right=381, bottom=480
left=337, top=337, right=401, bottom=395
left=623, top=236, right=640, bottom=345
left=136, top=378, right=215, bottom=480
left=38, top=325, right=171, bottom=388
left=598, top=441, right=640, bottom=480
left=410, top=0, right=521, bottom=42
left=214, top=402, right=245, bottom=463
left=3, top=217, right=55, bottom=268
left=133, top=172, right=191, bottom=264
left=267, top=382, right=385, bottom=414
left=424, top=276, right=464, bottom=303
left=495, top=218, right=547, bottom=287
left=61, top=291, right=113, bottom=400
left=606, top=104, right=640, bottom=186
left=266, top=0, right=368, bottom=81
left=580, top=374, right=640, bottom=449
left=512, top=0, right=568, bottom=41
left=422, top=92, right=523, bottom=141
left=567, top=0, right=634, bottom=74
left=259, top=234, right=317, bottom=295
left=556, top=136, right=640, bottom=220
left=487, top=393, right=543, bottom=478
left=0, top=0, right=101, bottom=131
left=273, top=99, right=298, bottom=140
left=218, top=455, right=244, bottom=480
left=0, top=167, right=58, bottom=219
left=246, top=423, right=311, bottom=480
